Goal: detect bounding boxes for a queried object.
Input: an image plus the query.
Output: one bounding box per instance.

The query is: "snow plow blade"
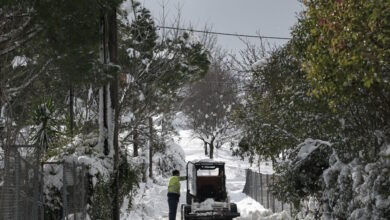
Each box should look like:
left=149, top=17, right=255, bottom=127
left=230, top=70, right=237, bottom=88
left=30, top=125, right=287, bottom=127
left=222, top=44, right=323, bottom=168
left=183, top=212, right=240, bottom=220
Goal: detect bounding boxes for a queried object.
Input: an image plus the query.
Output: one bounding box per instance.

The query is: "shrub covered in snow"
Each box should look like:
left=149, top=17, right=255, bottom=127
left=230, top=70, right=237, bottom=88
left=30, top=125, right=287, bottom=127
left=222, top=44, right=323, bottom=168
left=153, top=138, right=186, bottom=177
left=271, top=139, right=332, bottom=207
left=273, top=139, right=390, bottom=219
left=322, top=149, right=390, bottom=220
left=43, top=134, right=139, bottom=218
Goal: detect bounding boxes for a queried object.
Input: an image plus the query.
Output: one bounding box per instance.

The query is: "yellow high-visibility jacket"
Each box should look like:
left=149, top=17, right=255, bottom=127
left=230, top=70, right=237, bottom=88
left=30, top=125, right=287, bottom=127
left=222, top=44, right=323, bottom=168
left=168, top=176, right=186, bottom=195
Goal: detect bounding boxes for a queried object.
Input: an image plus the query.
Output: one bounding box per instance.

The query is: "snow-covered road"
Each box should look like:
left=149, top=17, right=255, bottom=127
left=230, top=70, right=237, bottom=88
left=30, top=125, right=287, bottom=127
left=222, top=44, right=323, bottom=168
left=171, top=130, right=273, bottom=220
left=123, top=128, right=289, bottom=220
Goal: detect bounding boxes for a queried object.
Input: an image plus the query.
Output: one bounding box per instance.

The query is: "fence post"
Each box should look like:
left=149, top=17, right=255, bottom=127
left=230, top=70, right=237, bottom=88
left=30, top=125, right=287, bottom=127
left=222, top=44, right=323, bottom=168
left=243, top=169, right=249, bottom=194
left=32, top=151, right=39, bottom=220
left=266, top=174, right=269, bottom=209
left=14, top=152, right=20, bottom=220
left=73, top=162, right=77, bottom=220
left=40, top=171, right=44, bottom=220
left=260, top=173, right=263, bottom=205
left=254, top=172, right=260, bottom=201
left=252, top=171, right=256, bottom=199
left=272, top=193, right=275, bottom=213
left=82, top=164, right=86, bottom=220
left=257, top=173, right=261, bottom=202
left=271, top=176, right=275, bottom=213
left=63, top=163, right=67, bottom=220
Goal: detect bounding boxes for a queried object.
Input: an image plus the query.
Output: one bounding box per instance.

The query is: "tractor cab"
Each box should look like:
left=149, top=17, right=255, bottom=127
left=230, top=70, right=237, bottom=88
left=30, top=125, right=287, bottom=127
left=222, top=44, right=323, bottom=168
left=182, top=160, right=240, bottom=220
left=186, top=160, right=227, bottom=204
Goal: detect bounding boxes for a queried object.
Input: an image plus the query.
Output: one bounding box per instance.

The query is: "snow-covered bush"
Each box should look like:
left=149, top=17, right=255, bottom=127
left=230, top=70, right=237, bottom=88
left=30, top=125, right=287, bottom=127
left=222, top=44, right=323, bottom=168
left=273, top=139, right=390, bottom=219
left=271, top=139, right=332, bottom=207
left=43, top=134, right=139, bottom=218
left=322, top=147, right=390, bottom=220
left=296, top=197, right=321, bottom=220
left=89, top=155, right=140, bottom=220
left=153, top=138, right=186, bottom=177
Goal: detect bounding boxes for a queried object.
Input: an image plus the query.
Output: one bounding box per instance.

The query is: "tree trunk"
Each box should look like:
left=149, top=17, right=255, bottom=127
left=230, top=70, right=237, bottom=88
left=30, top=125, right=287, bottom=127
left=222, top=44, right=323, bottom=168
left=103, top=87, right=109, bottom=155
left=107, top=7, right=119, bottom=220
left=99, top=11, right=109, bottom=156
left=148, top=116, right=153, bottom=178
left=209, top=143, right=214, bottom=159
left=204, top=141, right=208, bottom=156
left=133, top=124, right=139, bottom=157
left=69, top=86, right=74, bottom=136
left=133, top=98, right=138, bottom=157
left=209, top=137, right=216, bottom=159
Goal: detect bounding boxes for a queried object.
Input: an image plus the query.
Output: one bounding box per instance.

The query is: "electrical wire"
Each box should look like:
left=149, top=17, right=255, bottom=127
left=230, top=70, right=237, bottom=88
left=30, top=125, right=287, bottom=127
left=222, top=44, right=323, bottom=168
left=156, top=25, right=291, bottom=40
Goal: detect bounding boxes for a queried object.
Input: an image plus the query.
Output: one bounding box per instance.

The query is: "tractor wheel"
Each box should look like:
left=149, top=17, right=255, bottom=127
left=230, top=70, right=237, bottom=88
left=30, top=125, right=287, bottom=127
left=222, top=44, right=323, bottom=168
left=230, top=203, right=238, bottom=213
left=181, top=205, right=191, bottom=220
left=186, top=192, right=192, bottom=205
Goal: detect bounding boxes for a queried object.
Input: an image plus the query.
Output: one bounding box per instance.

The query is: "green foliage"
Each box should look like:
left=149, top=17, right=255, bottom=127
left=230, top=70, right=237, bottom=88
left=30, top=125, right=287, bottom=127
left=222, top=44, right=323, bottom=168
left=291, top=0, right=390, bottom=160
left=36, top=0, right=122, bottom=83
left=30, top=99, right=59, bottom=151
left=44, top=186, right=63, bottom=220
left=117, top=1, right=210, bottom=148
left=89, top=155, right=139, bottom=218
left=89, top=178, right=113, bottom=220
left=235, top=45, right=337, bottom=160
left=294, top=0, right=390, bottom=102
left=270, top=140, right=332, bottom=206
left=117, top=155, right=139, bottom=208
left=232, top=1, right=390, bottom=218
left=128, top=6, right=158, bottom=60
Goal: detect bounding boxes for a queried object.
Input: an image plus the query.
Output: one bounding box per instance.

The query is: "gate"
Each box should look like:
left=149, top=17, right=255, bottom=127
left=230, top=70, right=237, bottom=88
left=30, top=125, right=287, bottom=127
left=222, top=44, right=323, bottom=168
left=43, top=161, right=88, bottom=220
left=62, top=161, right=88, bottom=220
left=0, top=145, right=44, bottom=220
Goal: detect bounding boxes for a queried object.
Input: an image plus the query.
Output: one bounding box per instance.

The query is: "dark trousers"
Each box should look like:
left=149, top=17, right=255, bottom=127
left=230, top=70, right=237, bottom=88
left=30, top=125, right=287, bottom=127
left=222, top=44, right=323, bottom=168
left=168, top=193, right=180, bottom=220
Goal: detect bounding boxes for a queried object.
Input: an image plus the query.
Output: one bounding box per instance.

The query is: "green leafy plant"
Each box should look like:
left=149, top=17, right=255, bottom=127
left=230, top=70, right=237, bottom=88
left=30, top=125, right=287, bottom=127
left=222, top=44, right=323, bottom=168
left=30, top=98, right=59, bottom=152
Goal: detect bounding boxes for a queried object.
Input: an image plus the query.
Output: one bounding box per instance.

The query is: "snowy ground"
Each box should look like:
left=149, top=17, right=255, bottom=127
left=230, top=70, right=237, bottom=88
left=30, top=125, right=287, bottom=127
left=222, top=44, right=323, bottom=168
left=123, top=121, right=290, bottom=219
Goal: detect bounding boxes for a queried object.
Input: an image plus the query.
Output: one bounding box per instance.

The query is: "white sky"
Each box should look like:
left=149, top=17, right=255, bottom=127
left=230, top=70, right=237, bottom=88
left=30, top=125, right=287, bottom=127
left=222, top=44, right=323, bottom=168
left=141, top=0, right=304, bottom=51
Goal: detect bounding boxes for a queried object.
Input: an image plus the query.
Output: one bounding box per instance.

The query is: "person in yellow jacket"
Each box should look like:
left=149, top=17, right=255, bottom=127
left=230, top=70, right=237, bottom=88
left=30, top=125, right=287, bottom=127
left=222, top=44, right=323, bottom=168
left=167, top=170, right=186, bottom=220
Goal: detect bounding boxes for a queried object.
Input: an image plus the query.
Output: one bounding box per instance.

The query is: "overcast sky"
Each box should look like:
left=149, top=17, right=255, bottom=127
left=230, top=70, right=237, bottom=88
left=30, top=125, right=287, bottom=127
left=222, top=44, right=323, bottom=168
left=141, top=0, right=304, bottom=51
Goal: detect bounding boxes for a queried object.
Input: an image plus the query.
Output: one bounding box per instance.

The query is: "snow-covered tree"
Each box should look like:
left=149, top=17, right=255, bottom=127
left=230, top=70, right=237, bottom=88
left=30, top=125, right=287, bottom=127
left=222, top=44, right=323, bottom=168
left=182, top=52, right=238, bottom=159
left=117, top=1, right=209, bottom=178
left=232, top=1, right=390, bottom=218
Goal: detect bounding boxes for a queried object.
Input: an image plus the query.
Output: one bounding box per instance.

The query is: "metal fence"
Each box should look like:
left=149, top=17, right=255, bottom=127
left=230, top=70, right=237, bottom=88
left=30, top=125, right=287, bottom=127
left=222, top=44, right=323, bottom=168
left=43, top=161, right=88, bottom=220
left=243, top=169, right=292, bottom=214
left=62, top=162, right=88, bottom=220
left=0, top=146, right=44, bottom=220
left=0, top=146, right=88, bottom=220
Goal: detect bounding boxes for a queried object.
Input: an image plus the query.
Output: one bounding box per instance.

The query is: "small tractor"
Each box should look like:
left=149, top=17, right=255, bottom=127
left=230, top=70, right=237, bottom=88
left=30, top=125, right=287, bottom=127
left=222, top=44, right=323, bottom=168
left=181, top=160, right=240, bottom=220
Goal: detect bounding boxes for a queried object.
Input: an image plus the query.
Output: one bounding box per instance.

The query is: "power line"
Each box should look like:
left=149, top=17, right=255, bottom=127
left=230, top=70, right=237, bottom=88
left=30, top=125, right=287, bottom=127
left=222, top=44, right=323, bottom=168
left=156, top=25, right=291, bottom=40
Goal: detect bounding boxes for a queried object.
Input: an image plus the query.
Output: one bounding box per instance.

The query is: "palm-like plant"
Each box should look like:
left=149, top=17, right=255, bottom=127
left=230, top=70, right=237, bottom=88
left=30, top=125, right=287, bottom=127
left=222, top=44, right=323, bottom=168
left=31, top=99, right=58, bottom=152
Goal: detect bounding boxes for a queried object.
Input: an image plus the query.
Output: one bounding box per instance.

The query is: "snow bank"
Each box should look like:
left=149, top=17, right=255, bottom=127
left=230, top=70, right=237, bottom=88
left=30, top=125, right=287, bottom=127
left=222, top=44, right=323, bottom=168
left=190, top=198, right=232, bottom=213
left=260, top=211, right=291, bottom=220
left=235, top=197, right=271, bottom=219
left=122, top=179, right=170, bottom=220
